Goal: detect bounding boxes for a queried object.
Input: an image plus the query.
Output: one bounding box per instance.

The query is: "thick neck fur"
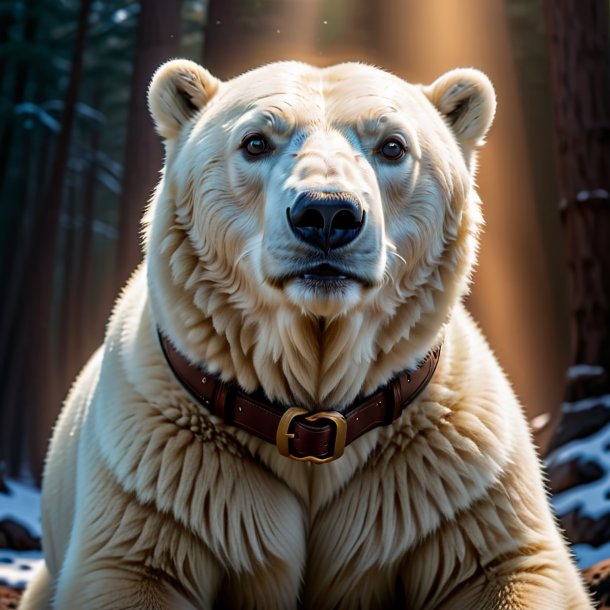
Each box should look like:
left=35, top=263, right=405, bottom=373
left=146, top=177, right=480, bottom=411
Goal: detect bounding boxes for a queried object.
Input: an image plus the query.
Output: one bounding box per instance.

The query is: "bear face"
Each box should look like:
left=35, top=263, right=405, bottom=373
left=145, top=60, right=495, bottom=409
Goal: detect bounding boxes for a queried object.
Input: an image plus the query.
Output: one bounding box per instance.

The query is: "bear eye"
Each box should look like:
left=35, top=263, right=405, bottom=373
left=241, top=133, right=271, bottom=159
left=380, top=138, right=407, bottom=161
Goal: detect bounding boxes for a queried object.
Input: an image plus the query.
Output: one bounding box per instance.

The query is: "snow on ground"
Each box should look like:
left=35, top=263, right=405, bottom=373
left=0, top=549, right=43, bottom=589
left=547, top=417, right=610, bottom=523
left=0, top=478, right=42, bottom=539
left=572, top=541, right=610, bottom=572
left=545, top=400, right=610, bottom=569
left=0, top=478, right=43, bottom=589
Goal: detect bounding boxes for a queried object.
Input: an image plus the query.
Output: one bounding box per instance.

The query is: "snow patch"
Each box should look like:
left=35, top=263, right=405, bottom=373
left=552, top=469, right=610, bottom=522
left=546, top=415, right=610, bottom=573
left=567, top=364, right=605, bottom=380
left=0, top=478, right=42, bottom=538
left=547, top=419, right=610, bottom=521
left=576, top=188, right=610, bottom=202
left=561, top=393, right=610, bottom=414
left=572, top=541, right=610, bottom=570
left=0, top=478, right=44, bottom=589
left=0, top=549, right=43, bottom=589
left=546, top=418, right=610, bottom=471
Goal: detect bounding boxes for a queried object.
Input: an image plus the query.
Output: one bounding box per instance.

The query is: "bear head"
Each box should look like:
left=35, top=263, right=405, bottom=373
left=144, top=60, right=495, bottom=409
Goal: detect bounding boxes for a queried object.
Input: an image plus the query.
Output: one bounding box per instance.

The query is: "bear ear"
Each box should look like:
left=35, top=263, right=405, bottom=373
left=423, top=68, right=496, bottom=156
left=148, top=59, right=221, bottom=139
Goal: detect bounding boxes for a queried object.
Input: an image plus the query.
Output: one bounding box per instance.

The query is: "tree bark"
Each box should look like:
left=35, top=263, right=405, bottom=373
left=115, top=0, right=182, bottom=291
left=543, top=0, right=610, bottom=583
left=544, top=0, right=610, bottom=403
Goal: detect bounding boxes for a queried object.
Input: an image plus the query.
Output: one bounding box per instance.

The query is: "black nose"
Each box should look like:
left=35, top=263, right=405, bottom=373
left=287, top=192, right=364, bottom=252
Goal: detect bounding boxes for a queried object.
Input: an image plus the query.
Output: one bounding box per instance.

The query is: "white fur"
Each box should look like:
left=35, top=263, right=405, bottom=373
left=19, top=60, right=591, bottom=610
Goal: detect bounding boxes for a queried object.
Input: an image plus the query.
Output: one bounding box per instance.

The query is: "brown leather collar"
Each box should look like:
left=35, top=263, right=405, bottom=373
left=159, top=331, right=441, bottom=463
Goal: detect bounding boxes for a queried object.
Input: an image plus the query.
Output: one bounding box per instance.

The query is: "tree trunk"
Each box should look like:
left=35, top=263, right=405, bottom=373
left=0, top=0, right=37, bottom=196
left=202, top=0, right=239, bottom=77
left=115, top=0, right=182, bottom=291
left=0, top=71, right=54, bottom=477
left=543, top=0, right=610, bottom=580
left=0, top=0, right=39, bottom=339
left=543, top=0, right=610, bottom=412
left=0, top=111, right=40, bottom=477
left=77, top=116, right=102, bottom=362
left=19, top=0, right=93, bottom=481
left=0, top=323, right=28, bottom=477
left=59, top=183, right=82, bottom=384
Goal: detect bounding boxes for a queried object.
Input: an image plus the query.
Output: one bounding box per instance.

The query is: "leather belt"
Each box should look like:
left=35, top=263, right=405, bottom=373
left=159, top=331, right=441, bottom=463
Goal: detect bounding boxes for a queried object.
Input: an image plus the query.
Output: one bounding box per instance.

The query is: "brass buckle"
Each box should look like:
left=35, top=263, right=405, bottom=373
left=276, top=407, right=347, bottom=464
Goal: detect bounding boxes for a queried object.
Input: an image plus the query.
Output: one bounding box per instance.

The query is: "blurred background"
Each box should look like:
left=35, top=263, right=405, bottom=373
left=0, top=0, right=609, bottom=552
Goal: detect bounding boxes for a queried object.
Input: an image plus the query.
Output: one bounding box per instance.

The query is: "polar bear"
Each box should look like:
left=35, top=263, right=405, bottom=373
left=20, top=60, right=592, bottom=610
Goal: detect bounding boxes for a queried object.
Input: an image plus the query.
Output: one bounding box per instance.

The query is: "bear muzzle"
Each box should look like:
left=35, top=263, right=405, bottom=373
left=287, top=191, right=365, bottom=254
